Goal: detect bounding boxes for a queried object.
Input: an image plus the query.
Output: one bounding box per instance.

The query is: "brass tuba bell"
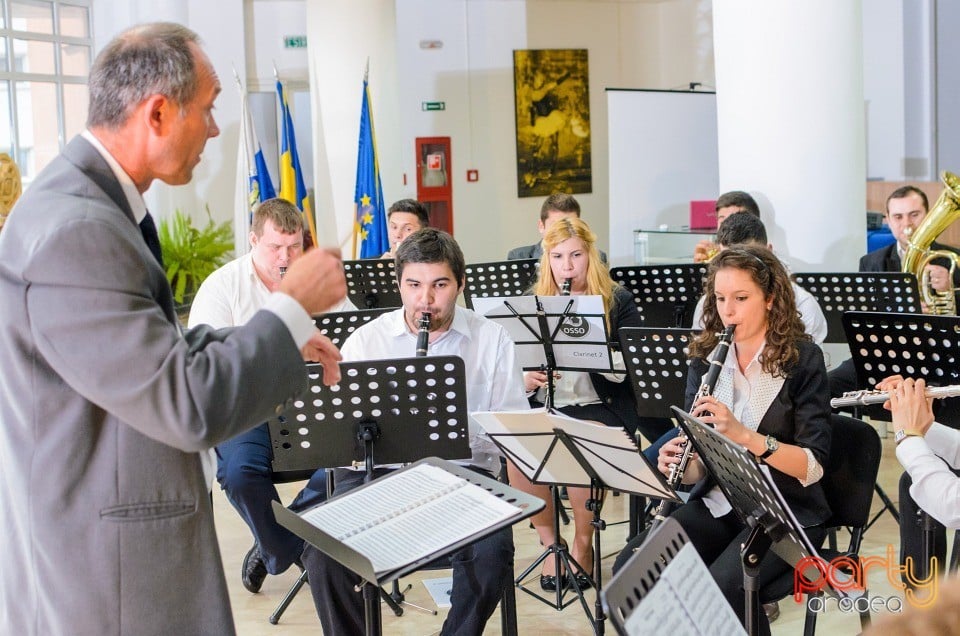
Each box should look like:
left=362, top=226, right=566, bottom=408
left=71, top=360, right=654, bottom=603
left=901, top=171, right=960, bottom=315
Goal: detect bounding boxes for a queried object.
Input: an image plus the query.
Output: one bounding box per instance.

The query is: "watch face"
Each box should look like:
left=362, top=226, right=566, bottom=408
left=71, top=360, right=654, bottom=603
left=766, top=436, right=779, bottom=452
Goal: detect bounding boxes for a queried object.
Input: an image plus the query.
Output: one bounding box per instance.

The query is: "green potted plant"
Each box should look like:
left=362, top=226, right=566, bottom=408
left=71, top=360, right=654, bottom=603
left=158, top=205, right=233, bottom=312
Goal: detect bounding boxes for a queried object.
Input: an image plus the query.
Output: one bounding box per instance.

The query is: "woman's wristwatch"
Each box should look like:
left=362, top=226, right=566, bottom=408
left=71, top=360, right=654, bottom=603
left=758, top=435, right=779, bottom=461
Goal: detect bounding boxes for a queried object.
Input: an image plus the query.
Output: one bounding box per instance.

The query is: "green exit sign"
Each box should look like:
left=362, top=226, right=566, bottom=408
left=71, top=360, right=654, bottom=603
left=283, top=35, right=307, bottom=49
left=421, top=101, right=446, bottom=111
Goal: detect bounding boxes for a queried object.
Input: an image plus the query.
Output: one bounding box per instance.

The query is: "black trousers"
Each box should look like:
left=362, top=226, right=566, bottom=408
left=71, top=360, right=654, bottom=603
left=300, top=466, right=514, bottom=636
left=899, top=471, right=948, bottom=586
left=614, top=499, right=826, bottom=636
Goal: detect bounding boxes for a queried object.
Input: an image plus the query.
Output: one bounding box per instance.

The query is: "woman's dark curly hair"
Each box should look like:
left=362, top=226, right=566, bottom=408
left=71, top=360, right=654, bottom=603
left=689, top=244, right=809, bottom=376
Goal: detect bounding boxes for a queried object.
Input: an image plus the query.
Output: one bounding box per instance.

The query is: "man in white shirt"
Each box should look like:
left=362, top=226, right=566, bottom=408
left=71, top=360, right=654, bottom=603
left=301, top=228, right=529, bottom=636
left=190, top=198, right=355, bottom=594
left=690, top=212, right=828, bottom=345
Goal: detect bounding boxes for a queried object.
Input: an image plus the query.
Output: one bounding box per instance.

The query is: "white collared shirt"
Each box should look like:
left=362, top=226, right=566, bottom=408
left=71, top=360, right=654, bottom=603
left=189, top=252, right=356, bottom=329
left=897, top=423, right=960, bottom=528
left=340, top=307, right=529, bottom=474
left=81, top=129, right=147, bottom=224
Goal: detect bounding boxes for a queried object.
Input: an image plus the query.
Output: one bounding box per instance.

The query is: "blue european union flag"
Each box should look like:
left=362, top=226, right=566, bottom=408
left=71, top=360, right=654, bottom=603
left=354, top=76, right=388, bottom=259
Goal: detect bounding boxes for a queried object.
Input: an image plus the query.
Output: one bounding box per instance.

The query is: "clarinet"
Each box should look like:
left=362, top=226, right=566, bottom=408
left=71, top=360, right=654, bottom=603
left=279, top=266, right=287, bottom=279
left=415, top=312, right=431, bottom=357
left=560, top=278, right=572, bottom=295
left=649, top=324, right=736, bottom=531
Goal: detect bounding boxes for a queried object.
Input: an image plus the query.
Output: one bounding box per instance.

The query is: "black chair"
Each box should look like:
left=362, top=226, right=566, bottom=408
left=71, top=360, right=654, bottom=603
left=761, top=414, right=880, bottom=634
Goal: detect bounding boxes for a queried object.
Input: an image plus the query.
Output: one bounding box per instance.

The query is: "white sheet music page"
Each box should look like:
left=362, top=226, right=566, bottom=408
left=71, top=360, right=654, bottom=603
left=624, top=543, right=745, bottom=636
left=300, top=464, right=521, bottom=575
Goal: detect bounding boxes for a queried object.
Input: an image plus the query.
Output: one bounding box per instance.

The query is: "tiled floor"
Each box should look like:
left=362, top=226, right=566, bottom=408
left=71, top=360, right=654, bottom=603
left=217, top=421, right=916, bottom=635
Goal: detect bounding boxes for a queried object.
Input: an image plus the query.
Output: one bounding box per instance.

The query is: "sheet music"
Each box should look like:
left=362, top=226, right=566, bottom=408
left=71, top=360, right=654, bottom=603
left=473, top=408, right=676, bottom=500
left=623, top=543, right=745, bottom=636
left=300, top=464, right=522, bottom=575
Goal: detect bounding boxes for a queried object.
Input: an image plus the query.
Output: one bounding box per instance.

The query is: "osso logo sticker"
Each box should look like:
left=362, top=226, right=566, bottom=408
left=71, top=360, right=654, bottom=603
left=560, top=316, right=590, bottom=338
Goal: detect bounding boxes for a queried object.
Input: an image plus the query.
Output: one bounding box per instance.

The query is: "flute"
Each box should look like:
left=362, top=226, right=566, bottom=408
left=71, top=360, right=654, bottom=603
left=415, top=312, right=431, bottom=357
left=831, top=385, right=960, bottom=408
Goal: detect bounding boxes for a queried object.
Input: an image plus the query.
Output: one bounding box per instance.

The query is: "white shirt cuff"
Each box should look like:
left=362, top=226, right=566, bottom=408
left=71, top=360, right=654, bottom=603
left=263, top=292, right=315, bottom=349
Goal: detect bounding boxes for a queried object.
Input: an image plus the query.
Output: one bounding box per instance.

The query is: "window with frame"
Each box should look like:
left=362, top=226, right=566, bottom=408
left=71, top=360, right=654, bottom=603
left=0, top=0, right=92, bottom=185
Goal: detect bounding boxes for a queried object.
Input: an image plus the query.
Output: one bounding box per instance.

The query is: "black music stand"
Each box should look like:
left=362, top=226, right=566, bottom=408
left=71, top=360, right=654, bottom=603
left=475, top=409, right=678, bottom=636
left=618, top=327, right=697, bottom=536
left=602, top=517, right=745, bottom=636
left=793, top=272, right=921, bottom=344
left=843, top=310, right=960, bottom=552
left=312, top=307, right=394, bottom=347
left=610, top=264, right=706, bottom=328
left=343, top=258, right=402, bottom=309
left=273, top=458, right=544, bottom=636
left=672, top=406, right=858, bottom=636
left=463, top=258, right=538, bottom=309
left=267, top=356, right=471, bottom=623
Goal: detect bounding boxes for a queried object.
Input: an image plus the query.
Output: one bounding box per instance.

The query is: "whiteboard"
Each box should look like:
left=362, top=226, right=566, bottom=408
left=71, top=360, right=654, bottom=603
left=606, top=89, right=719, bottom=266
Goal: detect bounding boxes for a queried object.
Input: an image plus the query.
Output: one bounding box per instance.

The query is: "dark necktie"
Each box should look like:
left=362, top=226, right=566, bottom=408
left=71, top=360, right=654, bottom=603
left=139, top=212, right=164, bottom=267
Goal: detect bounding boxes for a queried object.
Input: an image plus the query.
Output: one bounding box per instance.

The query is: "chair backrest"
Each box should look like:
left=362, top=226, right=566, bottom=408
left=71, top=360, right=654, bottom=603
left=821, top=414, right=881, bottom=529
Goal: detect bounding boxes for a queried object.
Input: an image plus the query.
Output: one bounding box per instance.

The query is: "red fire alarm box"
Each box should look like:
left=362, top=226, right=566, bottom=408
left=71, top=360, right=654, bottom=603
left=416, top=136, right=452, bottom=234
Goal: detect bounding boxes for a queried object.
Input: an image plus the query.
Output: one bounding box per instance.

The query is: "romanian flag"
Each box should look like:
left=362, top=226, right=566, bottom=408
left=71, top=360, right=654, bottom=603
left=234, top=82, right=275, bottom=255
left=276, top=80, right=317, bottom=247
left=353, top=69, right=388, bottom=259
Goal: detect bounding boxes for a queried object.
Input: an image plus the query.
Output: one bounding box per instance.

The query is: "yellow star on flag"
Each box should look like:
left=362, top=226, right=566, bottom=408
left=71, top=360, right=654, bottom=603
left=362, top=211, right=373, bottom=226
left=361, top=194, right=371, bottom=207
left=360, top=228, right=369, bottom=240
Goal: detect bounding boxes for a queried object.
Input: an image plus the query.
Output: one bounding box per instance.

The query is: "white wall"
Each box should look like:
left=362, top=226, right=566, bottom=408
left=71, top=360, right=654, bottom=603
left=863, top=0, right=905, bottom=182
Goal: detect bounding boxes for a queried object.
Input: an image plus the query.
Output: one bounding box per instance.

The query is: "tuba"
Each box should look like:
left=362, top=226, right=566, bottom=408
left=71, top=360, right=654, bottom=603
left=902, top=171, right=960, bottom=315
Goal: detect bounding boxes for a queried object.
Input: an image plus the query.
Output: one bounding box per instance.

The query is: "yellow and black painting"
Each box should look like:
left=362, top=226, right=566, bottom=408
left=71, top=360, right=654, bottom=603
left=513, top=49, right=591, bottom=198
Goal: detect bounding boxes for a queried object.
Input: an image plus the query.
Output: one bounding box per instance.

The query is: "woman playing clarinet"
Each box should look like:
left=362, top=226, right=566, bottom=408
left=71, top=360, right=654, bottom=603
left=614, top=244, right=832, bottom=636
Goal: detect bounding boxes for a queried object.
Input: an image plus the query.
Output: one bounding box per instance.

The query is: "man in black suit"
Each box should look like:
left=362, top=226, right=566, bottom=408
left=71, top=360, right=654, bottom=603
left=507, top=192, right=607, bottom=263
left=834, top=184, right=960, bottom=591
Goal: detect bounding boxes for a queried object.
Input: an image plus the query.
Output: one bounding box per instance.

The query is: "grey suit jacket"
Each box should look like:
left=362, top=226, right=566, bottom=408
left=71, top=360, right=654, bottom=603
left=0, top=136, right=309, bottom=635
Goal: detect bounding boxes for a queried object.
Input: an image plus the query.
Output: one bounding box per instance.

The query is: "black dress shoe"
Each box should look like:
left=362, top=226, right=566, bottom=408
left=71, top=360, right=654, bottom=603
left=242, top=543, right=268, bottom=593
left=571, top=572, right=592, bottom=590
left=539, top=574, right=566, bottom=592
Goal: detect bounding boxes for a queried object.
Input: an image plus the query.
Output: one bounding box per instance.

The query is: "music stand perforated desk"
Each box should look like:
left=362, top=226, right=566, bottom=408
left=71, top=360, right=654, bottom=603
left=463, top=258, right=538, bottom=309
left=610, top=264, right=706, bottom=328
left=618, top=327, right=695, bottom=420
left=313, top=308, right=393, bottom=348
left=344, top=259, right=402, bottom=309
left=793, top=272, right=921, bottom=344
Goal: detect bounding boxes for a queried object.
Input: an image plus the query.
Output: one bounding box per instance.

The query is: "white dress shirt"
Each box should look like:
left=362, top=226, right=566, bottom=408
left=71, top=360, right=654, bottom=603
left=189, top=252, right=355, bottom=330
left=897, top=423, right=960, bottom=528
left=340, top=306, right=529, bottom=474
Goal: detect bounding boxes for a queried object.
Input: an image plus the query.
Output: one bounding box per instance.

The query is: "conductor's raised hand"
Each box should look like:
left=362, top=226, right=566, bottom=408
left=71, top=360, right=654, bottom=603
left=691, top=395, right=748, bottom=444
left=301, top=331, right=342, bottom=386
left=279, top=247, right=347, bottom=315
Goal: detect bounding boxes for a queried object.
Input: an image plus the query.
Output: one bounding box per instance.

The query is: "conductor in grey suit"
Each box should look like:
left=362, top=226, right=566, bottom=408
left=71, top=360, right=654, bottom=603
left=0, top=23, right=346, bottom=635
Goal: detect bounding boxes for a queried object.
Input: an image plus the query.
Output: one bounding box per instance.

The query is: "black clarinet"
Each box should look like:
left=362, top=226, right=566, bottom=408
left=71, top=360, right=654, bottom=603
left=560, top=278, right=572, bottom=295
left=415, top=312, right=431, bottom=357
left=649, top=324, right=736, bottom=532
left=279, top=266, right=287, bottom=279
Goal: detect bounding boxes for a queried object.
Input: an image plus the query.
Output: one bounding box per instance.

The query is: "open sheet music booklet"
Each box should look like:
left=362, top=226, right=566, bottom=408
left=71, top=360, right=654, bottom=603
left=299, top=463, right=522, bottom=576
left=624, top=542, right=745, bottom=636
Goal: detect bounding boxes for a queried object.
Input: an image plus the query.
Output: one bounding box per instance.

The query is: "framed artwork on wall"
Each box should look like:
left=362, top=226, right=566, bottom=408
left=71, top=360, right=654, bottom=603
left=513, top=48, right=592, bottom=198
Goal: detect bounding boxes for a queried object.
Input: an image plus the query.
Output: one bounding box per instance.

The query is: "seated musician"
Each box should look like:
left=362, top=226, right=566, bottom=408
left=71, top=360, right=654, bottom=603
left=189, top=198, right=355, bottom=593
left=614, top=245, right=832, bottom=636
left=882, top=376, right=960, bottom=586
left=692, top=190, right=761, bottom=263
left=378, top=198, right=429, bottom=259
left=300, top=228, right=529, bottom=636
left=506, top=217, right=668, bottom=592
